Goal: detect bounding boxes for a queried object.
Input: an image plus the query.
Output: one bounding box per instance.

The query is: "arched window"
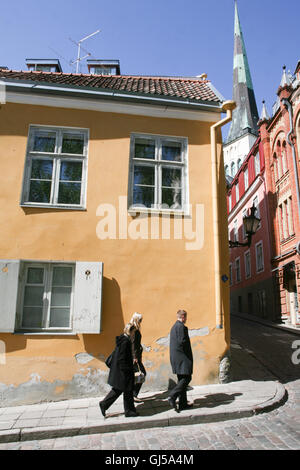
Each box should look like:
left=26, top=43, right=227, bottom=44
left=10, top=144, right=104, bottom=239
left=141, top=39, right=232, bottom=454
left=282, top=142, right=288, bottom=173
left=273, top=153, right=278, bottom=182
left=276, top=141, right=282, bottom=179
left=225, top=165, right=229, bottom=175
left=231, top=162, right=235, bottom=176
left=237, top=159, right=242, bottom=170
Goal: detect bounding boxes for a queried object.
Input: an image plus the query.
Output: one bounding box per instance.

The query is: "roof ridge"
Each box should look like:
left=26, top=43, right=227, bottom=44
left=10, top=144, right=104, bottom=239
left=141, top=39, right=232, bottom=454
left=0, top=68, right=211, bottom=83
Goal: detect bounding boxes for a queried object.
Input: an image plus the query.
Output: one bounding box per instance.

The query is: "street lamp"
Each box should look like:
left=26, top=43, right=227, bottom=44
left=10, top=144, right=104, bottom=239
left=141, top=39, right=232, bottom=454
left=229, top=204, right=261, bottom=248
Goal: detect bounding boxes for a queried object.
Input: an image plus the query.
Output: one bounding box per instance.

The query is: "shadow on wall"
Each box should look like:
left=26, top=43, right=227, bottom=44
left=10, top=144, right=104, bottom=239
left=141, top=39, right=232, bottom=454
left=2, top=277, right=124, bottom=358
left=82, top=276, right=125, bottom=361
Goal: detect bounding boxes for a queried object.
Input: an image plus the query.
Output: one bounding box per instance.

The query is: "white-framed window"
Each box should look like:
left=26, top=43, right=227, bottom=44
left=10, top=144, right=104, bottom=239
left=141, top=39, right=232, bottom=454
left=21, top=126, right=89, bottom=209
left=234, top=219, right=239, bottom=242
left=18, top=263, right=75, bottom=331
left=128, top=133, right=188, bottom=213
left=254, top=152, right=260, bottom=176
left=229, top=263, right=233, bottom=286
left=253, top=195, right=261, bottom=229
left=244, top=167, right=249, bottom=190
left=255, top=241, right=264, bottom=273
left=228, top=194, right=232, bottom=212
left=242, top=208, right=247, bottom=239
left=235, top=182, right=239, bottom=202
left=244, top=250, right=251, bottom=279
left=235, top=257, right=241, bottom=283
left=0, top=260, right=103, bottom=334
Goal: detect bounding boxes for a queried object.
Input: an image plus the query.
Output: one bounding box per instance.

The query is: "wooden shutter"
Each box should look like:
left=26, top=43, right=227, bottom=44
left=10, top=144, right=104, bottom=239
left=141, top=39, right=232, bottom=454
left=0, top=260, right=20, bottom=332
left=73, top=262, right=103, bottom=334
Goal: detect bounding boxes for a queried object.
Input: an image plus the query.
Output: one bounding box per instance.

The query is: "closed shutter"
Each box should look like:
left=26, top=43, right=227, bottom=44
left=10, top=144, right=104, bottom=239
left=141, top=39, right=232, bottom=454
left=73, top=262, right=103, bottom=334
left=0, top=260, right=20, bottom=332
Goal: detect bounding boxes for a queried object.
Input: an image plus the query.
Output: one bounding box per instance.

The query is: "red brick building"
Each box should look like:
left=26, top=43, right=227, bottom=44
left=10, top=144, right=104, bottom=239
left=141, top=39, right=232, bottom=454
left=228, top=63, right=300, bottom=328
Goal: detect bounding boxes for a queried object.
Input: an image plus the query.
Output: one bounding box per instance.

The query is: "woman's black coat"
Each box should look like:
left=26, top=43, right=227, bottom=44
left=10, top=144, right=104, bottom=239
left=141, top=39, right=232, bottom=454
left=169, top=320, right=193, bottom=375
left=108, top=334, right=134, bottom=392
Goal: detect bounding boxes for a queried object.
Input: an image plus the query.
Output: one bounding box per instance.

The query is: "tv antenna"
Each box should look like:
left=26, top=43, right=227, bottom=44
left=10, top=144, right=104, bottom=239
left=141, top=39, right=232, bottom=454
left=69, top=29, right=101, bottom=74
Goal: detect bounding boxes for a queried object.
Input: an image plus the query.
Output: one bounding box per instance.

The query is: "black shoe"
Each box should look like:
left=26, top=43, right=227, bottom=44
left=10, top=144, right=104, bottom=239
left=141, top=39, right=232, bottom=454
left=168, top=396, right=178, bottom=412
left=99, top=401, right=106, bottom=417
left=179, top=403, right=193, bottom=410
left=125, top=410, right=139, bottom=418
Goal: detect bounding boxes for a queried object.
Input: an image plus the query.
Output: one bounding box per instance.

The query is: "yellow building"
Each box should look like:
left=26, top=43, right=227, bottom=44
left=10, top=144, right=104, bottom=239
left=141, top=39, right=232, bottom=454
left=0, top=62, right=233, bottom=406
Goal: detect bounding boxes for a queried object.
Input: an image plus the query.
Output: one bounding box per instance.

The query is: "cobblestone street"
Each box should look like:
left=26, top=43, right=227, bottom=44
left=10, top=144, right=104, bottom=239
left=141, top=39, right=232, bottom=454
left=0, top=316, right=299, bottom=451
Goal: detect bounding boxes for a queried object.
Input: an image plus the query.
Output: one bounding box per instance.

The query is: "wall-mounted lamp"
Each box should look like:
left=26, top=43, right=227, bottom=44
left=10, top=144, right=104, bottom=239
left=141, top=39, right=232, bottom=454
left=229, top=204, right=260, bottom=248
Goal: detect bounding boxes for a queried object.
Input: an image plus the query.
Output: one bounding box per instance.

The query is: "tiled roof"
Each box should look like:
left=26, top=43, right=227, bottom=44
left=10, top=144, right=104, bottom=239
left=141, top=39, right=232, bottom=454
left=0, top=69, right=223, bottom=104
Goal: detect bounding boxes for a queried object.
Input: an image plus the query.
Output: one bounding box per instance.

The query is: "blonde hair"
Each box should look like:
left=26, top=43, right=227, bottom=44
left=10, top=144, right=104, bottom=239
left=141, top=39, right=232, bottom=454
left=129, top=312, right=143, bottom=330
left=124, top=323, right=136, bottom=336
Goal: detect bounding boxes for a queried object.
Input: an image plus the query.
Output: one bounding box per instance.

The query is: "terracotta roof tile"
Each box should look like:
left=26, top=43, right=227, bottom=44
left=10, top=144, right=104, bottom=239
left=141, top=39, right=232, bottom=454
left=0, top=69, right=223, bottom=104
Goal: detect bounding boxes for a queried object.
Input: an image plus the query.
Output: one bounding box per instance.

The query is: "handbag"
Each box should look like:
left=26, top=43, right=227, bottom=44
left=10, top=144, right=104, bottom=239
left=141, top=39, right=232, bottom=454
left=134, top=362, right=145, bottom=384
left=105, top=351, right=114, bottom=368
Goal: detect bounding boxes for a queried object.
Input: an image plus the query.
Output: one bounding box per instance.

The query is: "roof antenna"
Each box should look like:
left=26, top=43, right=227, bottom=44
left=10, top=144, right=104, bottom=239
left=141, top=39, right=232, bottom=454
left=69, top=29, right=101, bottom=74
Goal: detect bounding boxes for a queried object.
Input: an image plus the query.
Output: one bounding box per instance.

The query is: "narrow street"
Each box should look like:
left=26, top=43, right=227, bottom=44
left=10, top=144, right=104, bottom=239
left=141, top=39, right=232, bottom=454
left=1, top=316, right=299, bottom=451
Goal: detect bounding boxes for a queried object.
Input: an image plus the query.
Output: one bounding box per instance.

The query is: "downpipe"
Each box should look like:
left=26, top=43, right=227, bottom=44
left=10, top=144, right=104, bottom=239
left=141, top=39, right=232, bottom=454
left=210, top=100, right=236, bottom=329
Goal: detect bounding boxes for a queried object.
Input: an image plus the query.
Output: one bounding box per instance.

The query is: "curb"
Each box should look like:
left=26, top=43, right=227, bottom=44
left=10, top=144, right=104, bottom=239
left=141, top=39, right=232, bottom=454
left=0, top=383, right=288, bottom=443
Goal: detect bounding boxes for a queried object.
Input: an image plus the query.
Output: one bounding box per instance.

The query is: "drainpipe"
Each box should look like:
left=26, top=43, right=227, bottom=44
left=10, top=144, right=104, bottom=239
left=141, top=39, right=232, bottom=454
left=210, top=100, right=236, bottom=329
left=281, top=98, right=300, bottom=219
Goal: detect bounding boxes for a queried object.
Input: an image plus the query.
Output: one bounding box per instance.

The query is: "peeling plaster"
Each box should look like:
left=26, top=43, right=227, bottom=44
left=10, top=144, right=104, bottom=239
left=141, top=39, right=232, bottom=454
left=75, top=353, right=95, bottom=364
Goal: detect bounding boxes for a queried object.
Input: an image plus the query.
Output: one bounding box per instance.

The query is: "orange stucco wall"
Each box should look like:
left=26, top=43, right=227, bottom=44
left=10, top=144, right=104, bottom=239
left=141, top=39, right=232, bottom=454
left=0, top=102, right=230, bottom=405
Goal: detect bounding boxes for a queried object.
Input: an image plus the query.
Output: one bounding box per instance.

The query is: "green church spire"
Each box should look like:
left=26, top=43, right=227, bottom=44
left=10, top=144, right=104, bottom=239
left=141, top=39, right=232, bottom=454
left=226, top=1, right=259, bottom=143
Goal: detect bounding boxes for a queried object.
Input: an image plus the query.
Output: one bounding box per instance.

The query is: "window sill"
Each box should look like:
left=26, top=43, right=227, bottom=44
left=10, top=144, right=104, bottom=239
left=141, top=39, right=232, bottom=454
left=14, top=330, right=77, bottom=336
left=128, top=207, right=190, bottom=217
left=20, top=203, right=87, bottom=211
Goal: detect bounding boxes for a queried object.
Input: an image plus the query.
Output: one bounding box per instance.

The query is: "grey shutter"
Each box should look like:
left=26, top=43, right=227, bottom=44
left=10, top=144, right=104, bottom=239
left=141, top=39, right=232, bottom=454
left=73, top=262, right=103, bottom=334
left=0, top=260, right=20, bottom=332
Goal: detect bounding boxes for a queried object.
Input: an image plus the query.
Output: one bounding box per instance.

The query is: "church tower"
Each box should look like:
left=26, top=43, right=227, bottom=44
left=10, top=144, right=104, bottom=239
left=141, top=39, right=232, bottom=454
left=224, top=1, right=259, bottom=178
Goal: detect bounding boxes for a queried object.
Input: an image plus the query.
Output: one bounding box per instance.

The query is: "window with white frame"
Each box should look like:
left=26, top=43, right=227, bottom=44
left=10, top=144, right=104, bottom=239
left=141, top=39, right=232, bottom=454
left=235, top=182, right=239, bottom=202
left=233, top=219, right=238, bottom=242
left=129, top=134, right=188, bottom=211
left=19, top=263, right=75, bottom=330
left=235, top=257, right=241, bottom=283
left=253, top=195, right=261, bottom=229
left=244, top=167, right=249, bottom=190
left=254, top=152, right=260, bottom=176
left=0, top=260, right=103, bottom=334
left=229, top=263, right=233, bottom=286
left=21, top=126, right=88, bottom=209
left=242, top=208, right=247, bottom=239
left=244, top=250, right=251, bottom=279
left=255, top=241, right=264, bottom=272
left=228, top=194, right=232, bottom=212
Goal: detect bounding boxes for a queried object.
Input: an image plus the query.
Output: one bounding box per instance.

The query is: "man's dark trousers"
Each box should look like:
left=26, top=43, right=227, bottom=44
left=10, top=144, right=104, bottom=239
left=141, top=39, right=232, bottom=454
left=169, top=374, right=192, bottom=407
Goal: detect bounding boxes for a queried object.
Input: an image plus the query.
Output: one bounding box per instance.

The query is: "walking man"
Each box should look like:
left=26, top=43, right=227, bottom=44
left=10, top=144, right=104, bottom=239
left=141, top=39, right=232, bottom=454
left=168, top=310, right=193, bottom=412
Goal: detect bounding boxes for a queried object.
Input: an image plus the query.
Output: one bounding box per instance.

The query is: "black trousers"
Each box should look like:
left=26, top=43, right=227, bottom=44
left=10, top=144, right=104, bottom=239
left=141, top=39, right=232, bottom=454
left=101, top=388, right=135, bottom=414
left=169, top=374, right=192, bottom=407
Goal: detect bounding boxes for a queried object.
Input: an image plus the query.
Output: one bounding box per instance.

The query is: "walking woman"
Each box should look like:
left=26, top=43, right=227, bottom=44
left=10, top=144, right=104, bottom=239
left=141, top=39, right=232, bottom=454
left=129, top=312, right=146, bottom=402
left=99, top=323, right=139, bottom=418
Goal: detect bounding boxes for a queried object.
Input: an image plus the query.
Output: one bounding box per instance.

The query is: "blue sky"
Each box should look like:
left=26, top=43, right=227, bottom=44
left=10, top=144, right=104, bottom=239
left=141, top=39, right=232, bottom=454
left=1, top=0, right=299, bottom=130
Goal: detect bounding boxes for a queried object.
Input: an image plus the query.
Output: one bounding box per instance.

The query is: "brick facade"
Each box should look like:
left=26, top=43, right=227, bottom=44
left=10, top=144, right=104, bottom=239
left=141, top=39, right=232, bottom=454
left=228, top=62, right=300, bottom=327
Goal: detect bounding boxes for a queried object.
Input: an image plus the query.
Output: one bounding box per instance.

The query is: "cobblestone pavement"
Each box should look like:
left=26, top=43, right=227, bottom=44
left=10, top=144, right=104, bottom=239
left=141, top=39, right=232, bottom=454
left=0, top=317, right=299, bottom=451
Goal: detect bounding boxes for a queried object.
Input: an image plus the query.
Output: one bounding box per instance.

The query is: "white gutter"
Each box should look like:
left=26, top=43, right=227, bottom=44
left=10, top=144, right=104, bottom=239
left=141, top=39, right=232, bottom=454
left=210, top=100, right=236, bottom=329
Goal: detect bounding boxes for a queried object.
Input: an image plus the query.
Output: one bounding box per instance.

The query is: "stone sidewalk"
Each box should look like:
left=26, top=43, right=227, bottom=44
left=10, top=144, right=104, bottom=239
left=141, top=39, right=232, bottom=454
left=0, top=379, right=287, bottom=443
